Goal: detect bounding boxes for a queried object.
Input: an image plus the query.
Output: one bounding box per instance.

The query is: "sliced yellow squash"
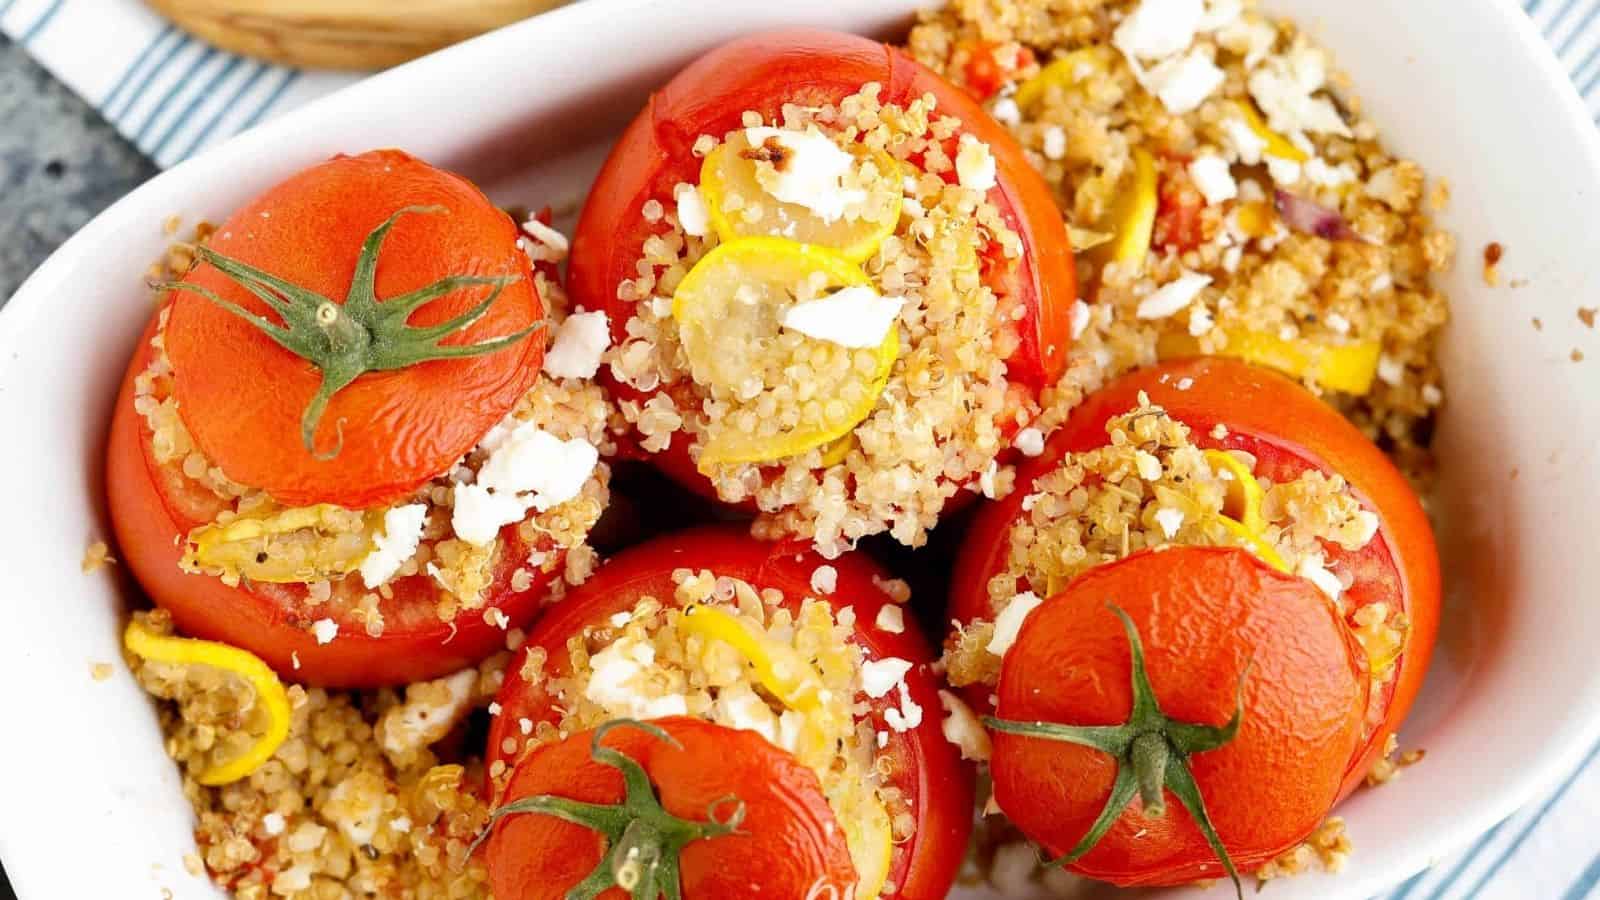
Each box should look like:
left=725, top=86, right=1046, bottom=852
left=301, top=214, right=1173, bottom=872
left=1087, top=147, right=1158, bottom=271
left=1233, top=101, right=1309, bottom=163
left=1160, top=330, right=1381, bottom=395
left=185, top=504, right=376, bottom=583
left=1015, top=46, right=1116, bottom=111
left=1201, top=449, right=1290, bottom=573
left=679, top=603, right=825, bottom=712
left=125, top=619, right=292, bottom=785
left=672, top=237, right=898, bottom=466
left=700, top=131, right=901, bottom=263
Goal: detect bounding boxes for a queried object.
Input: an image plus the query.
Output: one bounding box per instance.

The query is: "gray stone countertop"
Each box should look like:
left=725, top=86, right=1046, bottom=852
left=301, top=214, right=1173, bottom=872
left=0, top=34, right=158, bottom=304
left=0, top=34, right=157, bottom=899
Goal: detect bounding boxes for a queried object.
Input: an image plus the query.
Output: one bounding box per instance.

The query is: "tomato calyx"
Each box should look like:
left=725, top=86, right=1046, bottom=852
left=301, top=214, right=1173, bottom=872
left=986, top=605, right=1248, bottom=899
left=157, top=205, right=544, bottom=459
left=473, top=719, right=747, bottom=899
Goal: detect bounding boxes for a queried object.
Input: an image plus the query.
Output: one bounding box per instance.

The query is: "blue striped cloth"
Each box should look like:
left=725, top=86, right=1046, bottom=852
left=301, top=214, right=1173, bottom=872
left=4, top=0, right=1600, bottom=898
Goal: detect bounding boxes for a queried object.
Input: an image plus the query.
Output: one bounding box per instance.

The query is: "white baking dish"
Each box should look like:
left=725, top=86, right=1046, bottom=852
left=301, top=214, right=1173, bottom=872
left=2, top=0, right=1598, bottom=897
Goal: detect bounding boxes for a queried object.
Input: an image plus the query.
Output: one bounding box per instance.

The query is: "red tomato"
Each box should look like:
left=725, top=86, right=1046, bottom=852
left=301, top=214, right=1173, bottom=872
left=567, top=29, right=1075, bottom=496
left=1153, top=155, right=1206, bottom=254
left=991, top=547, right=1368, bottom=887
left=163, top=150, right=544, bottom=510
left=952, top=357, right=1440, bottom=799
left=487, top=526, right=972, bottom=899
left=108, top=313, right=560, bottom=691
left=959, top=40, right=1037, bottom=101
left=486, top=718, right=858, bottom=899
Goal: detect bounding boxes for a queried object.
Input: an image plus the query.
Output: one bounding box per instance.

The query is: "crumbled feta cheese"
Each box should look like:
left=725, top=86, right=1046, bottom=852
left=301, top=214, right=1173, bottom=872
left=1305, top=158, right=1356, bottom=188
left=1154, top=506, right=1185, bottom=538
left=1188, top=156, right=1238, bottom=205
left=861, top=657, right=915, bottom=699
left=987, top=591, right=1043, bottom=656
left=1422, top=384, right=1443, bottom=406
left=1188, top=303, right=1216, bottom=336
left=520, top=218, right=569, bottom=263
left=1353, top=509, right=1381, bottom=547
left=674, top=183, right=711, bottom=237
left=261, top=813, right=286, bottom=836
left=1014, top=427, right=1046, bottom=457
left=1371, top=272, right=1394, bottom=293
left=714, top=684, right=780, bottom=744
left=1325, top=311, right=1351, bottom=334
left=781, top=286, right=905, bottom=348
left=938, top=690, right=992, bottom=761
left=978, top=460, right=1002, bottom=499
left=1144, top=49, right=1226, bottom=114
left=955, top=134, right=998, bottom=192
left=450, top=482, right=529, bottom=546
left=487, top=701, right=501, bottom=716
left=743, top=126, right=865, bottom=222
left=884, top=681, right=924, bottom=732
left=1222, top=116, right=1267, bottom=165
left=1177, top=377, right=1195, bottom=390
left=1297, top=553, right=1344, bottom=603
left=1137, top=272, right=1212, bottom=319
left=359, top=504, right=428, bottom=588
left=1377, top=354, right=1405, bottom=386
left=311, top=618, right=338, bottom=645
left=991, top=97, right=1021, bottom=125
left=1265, top=155, right=1302, bottom=186
left=325, top=776, right=385, bottom=847
left=875, top=605, right=906, bottom=634
left=1042, top=126, right=1067, bottom=161
left=1134, top=450, right=1164, bottom=481
left=543, top=310, right=611, bottom=380
left=876, top=730, right=890, bottom=749
left=1069, top=298, right=1091, bottom=339
left=1217, top=16, right=1277, bottom=70
left=1114, top=0, right=1204, bottom=60
left=380, top=669, right=477, bottom=758
left=585, top=638, right=690, bottom=719
left=390, top=817, right=412, bottom=834
left=1248, top=46, right=1351, bottom=138
left=810, top=565, right=838, bottom=595
left=478, top=424, right=599, bottom=510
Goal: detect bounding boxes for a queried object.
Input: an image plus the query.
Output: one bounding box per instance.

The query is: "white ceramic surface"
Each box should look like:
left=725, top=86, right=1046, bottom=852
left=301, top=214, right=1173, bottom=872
left=2, top=0, right=1598, bottom=897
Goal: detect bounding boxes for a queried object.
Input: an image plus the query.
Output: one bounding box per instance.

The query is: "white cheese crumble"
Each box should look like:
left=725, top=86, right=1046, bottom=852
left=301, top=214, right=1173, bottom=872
left=1114, top=0, right=1205, bottom=60
left=585, top=638, right=691, bottom=720
left=1042, top=126, right=1067, bottom=161
left=1134, top=449, right=1164, bottom=481
left=810, top=565, right=838, bottom=595
left=520, top=218, right=570, bottom=263
left=1422, top=384, right=1443, bottom=406
left=1014, top=427, right=1046, bottom=457
left=1137, top=272, right=1212, bottom=319
left=1144, top=49, right=1225, bottom=114
left=884, top=681, right=924, bottom=732
left=1069, top=298, right=1091, bottom=339
left=938, top=690, right=992, bottom=761
left=861, top=657, right=915, bottom=699
left=1305, top=158, right=1356, bottom=188
left=987, top=591, right=1043, bottom=656
left=311, top=618, right=338, bottom=645
left=1265, top=156, right=1302, bottom=186
left=261, top=813, right=286, bottom=836
left=380, top=668, right=477, bottom=758
left=1247, top=45, right=1351, bottom=139
left=358, top=503, right=428, bottom=589
left=453, top=422, right=600, bottom=546
left=1188, top=156, right=1238, bottom=205
left=743, top=126, right=865, bottom=222
left=875, top=604, right=906, bottom=634
left=1188, top=303, right=1216, bottom=336
left=955, top=134, right=998, bottom=191
left=1325, top=311, right=1352, bottom=334
left=674, top=183, right=711, bottom=237
left=781, top=286, right=905, bottom=349
left=1222, top=116, right=1267, bottom=166
left=991, top=96, right=1021, bottom=126
left=1377, top=354, right=1405, bottom=386
left=1154, top=506, right=1186, bottom=539
left=543, top=310, right=611, bottom=380
left=1297, top=553, right=1344, bottom=603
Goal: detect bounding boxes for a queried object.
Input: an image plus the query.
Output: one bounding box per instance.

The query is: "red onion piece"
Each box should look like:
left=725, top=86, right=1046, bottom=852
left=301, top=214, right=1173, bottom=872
left=1273, top=189, right=1367, bottom=242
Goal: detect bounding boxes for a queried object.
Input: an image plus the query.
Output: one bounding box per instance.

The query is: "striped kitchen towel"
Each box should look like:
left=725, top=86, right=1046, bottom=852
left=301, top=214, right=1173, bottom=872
left=4, top=1, right=1600, bottom=899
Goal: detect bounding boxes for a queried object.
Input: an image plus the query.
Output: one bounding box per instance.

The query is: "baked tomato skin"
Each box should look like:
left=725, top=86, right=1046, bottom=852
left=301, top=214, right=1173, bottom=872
left=991, top=547, right=1368, bottom=887
left=487, top=526, right=972, bottom=900
left=107, top=315, right=559, bottom=688
left=164, top=149, right=544, bottom=511
left=568, top=28, right=1074, bottom=487
left=485, top=718, right=858, bottom=900
left=952, top=357, right=1441, bottom=799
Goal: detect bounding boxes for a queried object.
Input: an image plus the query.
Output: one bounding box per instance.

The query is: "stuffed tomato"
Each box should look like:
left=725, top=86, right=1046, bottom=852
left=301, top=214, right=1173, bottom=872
left=108, top=150, right=613, bottom=687
left=479, top=526, right=973, bottom=899
left=568, top=28, right=1076, bottom=555
left=946, top=356, right=1440, bottom=888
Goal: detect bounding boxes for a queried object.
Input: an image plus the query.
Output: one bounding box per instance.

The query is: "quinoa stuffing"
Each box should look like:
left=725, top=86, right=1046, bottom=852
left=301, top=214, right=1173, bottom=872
left=605, top=85, right=1039, bottom=557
